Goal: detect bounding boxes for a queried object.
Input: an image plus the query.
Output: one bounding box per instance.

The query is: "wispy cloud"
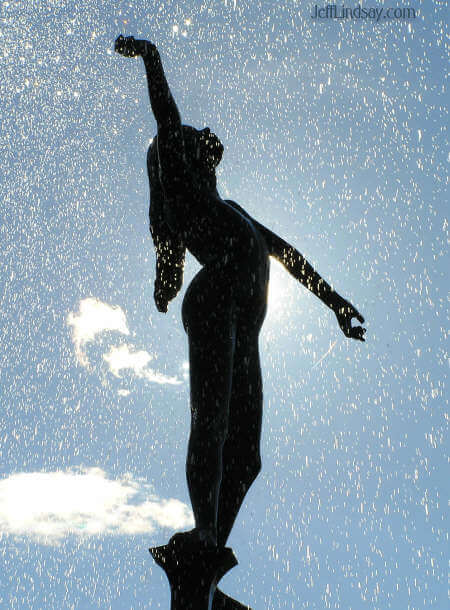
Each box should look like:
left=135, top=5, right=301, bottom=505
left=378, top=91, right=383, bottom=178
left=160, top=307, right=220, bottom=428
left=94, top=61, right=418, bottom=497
left=67, top=298, right=129, bottom=366
left=104, top=345, right=181, bottom=386
left=67, top=298, right=183, bottom=386
left=0, top=468, right=193, bottom=545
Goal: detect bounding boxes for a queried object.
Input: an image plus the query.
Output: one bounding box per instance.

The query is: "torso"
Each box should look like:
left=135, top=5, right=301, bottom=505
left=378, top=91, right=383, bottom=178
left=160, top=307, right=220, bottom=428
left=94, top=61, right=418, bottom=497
left=163, top=189, right=266, bottom=271
left=150, top=142, right=269, bottom=315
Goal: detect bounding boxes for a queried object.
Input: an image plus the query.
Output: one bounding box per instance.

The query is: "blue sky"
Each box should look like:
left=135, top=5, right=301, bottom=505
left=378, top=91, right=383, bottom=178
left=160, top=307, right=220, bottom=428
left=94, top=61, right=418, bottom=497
left=0, top=1, right=447, bottom=608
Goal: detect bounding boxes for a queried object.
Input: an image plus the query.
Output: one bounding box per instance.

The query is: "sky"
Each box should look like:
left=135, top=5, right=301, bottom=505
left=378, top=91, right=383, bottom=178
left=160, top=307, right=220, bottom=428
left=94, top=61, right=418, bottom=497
left=0, top=0, right=448, bottom=608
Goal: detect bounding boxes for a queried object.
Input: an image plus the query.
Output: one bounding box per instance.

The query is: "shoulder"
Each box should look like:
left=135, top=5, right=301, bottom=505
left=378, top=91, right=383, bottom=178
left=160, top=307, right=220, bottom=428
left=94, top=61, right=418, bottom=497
left=224, top=199, right=252, bottom=221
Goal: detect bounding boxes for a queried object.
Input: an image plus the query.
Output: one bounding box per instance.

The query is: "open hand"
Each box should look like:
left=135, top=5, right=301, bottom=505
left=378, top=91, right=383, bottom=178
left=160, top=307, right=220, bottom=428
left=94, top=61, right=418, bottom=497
left=333, top=298, right=366, bottom=342
left=114, top=35, right=156, bottom=58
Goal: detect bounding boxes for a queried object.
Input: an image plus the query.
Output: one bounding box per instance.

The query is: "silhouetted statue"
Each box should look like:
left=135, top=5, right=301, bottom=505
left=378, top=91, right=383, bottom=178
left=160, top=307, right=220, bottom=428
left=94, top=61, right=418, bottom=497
left=115, top=35, right=365, bottom=610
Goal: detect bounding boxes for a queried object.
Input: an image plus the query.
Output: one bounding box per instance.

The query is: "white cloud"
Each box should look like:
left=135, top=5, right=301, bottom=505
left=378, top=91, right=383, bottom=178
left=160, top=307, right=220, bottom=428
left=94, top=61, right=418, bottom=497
left=104, top=344, right=152, bottom=376
left=67, top=298, right=129, bottom=366
left=104, top=345, right=181, bottom=386
left=0, top=468, right=193, bottom=545
left=67, top=299, right=183, bottom=386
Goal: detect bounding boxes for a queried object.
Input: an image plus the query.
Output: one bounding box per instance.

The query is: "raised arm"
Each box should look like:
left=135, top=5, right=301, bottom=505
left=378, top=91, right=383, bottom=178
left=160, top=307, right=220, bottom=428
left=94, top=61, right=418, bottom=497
left=225, top=199, right=366, bottom=341
left=115, top=36, right=188, bottom=198
left=115, top=35, right=181, bottom=129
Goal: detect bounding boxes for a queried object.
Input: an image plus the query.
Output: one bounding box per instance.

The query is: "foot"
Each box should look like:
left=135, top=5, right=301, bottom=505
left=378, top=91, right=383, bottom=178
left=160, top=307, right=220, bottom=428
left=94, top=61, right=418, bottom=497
left=169, top=527, right=217, bottom=550
left=114, top=35, right=155, bottom=58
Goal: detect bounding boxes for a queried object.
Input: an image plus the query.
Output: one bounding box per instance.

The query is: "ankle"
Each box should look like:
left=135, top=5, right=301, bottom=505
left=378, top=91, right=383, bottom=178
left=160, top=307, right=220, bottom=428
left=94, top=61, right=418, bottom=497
left=198, top=527, right=217, bottom=547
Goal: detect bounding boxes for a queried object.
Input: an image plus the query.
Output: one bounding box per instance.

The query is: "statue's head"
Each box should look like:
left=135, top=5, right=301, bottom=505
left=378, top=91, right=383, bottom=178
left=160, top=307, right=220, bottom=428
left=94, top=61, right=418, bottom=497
left=148, top=126, right=223, bottom=193
left=182, top=125, right=224, bottom=173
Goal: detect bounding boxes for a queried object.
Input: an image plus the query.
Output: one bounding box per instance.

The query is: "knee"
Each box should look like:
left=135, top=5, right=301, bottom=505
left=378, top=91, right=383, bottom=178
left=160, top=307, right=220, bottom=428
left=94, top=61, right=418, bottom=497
left=239, top=455, right=261, bottom=487
left=189, top=419, right=229, bottom=451
left=225, top=450, right=261, bottom=483
left=249, top=454, right=262, bottom=480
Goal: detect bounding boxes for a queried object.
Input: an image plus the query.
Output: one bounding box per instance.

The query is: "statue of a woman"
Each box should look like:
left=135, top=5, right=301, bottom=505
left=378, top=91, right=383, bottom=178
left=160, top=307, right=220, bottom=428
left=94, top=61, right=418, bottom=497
left=115, top=35, right=365, bottom=555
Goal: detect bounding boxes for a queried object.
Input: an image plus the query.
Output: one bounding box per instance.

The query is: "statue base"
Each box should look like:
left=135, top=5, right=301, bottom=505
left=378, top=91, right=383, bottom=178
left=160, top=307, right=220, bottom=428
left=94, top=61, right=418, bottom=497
left=150, top=539, right=238, bottom=610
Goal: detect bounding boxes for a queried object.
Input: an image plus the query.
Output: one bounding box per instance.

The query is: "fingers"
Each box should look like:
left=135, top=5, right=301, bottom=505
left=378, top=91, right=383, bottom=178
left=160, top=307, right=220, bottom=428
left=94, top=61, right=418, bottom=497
left=334, top=302, right=367, bottom=342
left=346, top=303, right=365, bottom=325
left=338, top=312, right=366, bottom=341
left=115, top=35, right=156, bottom=58
left=114, top=34, right=124, bottom=51
left=356, top=328, right=366, bottom=341
left=114, top=35, right=138, bottom=57
left=349, top=325, right=366, bottom=341
left=339, top=300, right=365, bottom=325
left=114, top=35, right=130, bottom=54
left=346, top=308, right=366, bottom=340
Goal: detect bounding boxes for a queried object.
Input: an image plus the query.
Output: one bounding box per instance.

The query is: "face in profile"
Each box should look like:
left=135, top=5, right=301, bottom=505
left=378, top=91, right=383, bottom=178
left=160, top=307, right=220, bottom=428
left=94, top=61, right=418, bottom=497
left=182, top=125, right=223, bottom=173
left=149, top=126, right=224, bottom=189
left=197, top=127, right=224, bottom=170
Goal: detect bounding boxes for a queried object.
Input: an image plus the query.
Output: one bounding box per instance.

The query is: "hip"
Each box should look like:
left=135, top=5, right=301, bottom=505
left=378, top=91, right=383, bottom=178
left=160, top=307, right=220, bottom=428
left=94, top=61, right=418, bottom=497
left=181, top=254, right=269, bottom=335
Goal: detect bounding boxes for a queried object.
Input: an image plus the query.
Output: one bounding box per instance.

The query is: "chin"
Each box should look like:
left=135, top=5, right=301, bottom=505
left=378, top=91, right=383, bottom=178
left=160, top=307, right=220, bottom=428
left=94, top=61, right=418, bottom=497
left=212, top=146, right=223, bottom=168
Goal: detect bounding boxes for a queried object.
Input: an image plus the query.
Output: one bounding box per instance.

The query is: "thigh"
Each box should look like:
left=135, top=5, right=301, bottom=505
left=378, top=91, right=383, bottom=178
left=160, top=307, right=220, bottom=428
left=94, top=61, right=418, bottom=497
left=224, top=331, right=263, bottom=458
left=183, top=268, right=237, bottom=436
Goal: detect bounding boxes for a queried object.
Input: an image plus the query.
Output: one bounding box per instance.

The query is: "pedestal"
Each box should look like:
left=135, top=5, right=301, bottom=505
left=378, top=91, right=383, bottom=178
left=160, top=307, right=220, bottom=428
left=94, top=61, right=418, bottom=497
left=150, top=539, right=238, bottom=610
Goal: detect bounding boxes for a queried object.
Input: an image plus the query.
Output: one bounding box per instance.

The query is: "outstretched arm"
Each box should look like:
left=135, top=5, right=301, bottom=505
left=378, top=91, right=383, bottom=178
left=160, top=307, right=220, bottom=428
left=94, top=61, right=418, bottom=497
left=225, top=199, right=366, bottom=341
left=267, top=228, right=366, bottom=341
left=262, top=227, right=338, bottom=305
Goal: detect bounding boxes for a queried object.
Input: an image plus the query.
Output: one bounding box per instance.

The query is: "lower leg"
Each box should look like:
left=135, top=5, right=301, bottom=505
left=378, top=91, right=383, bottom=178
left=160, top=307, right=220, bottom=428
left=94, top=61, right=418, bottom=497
left=186, top=430, right=225, bottom=546
left=216, top=458, right=261, bottom=548
left=216, top=338, right=263, bottom=548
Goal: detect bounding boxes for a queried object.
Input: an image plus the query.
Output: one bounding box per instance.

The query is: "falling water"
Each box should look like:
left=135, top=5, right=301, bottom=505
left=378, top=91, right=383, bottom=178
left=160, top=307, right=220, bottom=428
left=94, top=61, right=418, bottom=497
left=0, top=1, right=447, bottom=608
